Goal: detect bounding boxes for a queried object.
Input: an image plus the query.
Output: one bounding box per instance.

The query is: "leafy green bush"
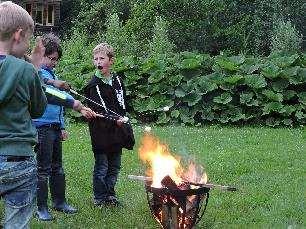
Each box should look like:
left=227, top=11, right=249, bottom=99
left=270, top=19, right=303, bottom=54
left=104, top=13, right=141, bottom=57
left=148, top=16, right=176, bottom=56
left=57, top=31, right=95, bottom=89
left=113, top=52, right=306, bottom=127
left=63, top=0, right=305, bottom=56
left=56, top=31, right=305, bottom=127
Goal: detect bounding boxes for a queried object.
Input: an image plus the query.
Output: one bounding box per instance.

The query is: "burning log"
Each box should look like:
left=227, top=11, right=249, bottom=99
left=161, top=175, right=179, bottom=190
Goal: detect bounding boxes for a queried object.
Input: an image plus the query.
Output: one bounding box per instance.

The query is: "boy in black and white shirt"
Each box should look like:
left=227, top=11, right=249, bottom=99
left=84, top=43, right=134, bottom=206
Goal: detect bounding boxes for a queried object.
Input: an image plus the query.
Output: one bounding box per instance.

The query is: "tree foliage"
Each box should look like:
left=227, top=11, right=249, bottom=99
left=60, top=0, right=305, bottom=55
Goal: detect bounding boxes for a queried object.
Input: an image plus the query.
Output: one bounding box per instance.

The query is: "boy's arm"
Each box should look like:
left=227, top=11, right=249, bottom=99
left=44, top=87, right=95, bottom=118
left=44, top=78, right=70, bottom=91
left=44, top=86, right=75, bottom=108
left=29, top=69, right=47, bottom=118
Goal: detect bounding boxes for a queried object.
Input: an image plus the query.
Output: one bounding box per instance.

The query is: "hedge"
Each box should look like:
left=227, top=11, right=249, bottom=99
left=58, top=50, right=306, bottom=127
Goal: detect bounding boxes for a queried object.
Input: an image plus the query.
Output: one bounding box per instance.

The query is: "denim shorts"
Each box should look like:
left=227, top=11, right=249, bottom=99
left=0, top=156, right=37, bottom=229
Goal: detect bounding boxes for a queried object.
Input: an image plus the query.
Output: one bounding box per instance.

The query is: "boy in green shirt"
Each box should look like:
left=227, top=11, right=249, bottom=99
left=0, top=2, right=47, bottom=228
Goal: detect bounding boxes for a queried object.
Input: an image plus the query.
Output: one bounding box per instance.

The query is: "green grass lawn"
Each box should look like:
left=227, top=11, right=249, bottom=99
left=1, top=124, right=305, bottom=228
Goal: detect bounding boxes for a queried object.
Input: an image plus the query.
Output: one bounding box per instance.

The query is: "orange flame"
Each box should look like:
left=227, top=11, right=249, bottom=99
left=139, top=133, right=207, bottom=188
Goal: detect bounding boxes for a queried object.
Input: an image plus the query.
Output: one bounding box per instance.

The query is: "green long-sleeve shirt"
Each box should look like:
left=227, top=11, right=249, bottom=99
left=0, top=55, right=47, bottom=156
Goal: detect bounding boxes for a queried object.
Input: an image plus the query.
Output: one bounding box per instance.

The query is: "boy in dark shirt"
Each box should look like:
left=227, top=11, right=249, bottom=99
left=84, top=43, right=134, bottom=206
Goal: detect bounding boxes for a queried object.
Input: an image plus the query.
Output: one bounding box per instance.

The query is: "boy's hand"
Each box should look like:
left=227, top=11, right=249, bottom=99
left=116, top=118, right=124, bottom=127
left=61, top=130, right=69, bottom=141
left=52, top=80, right=70, bottom=91
left=73, top=100, right=96, bottom=118
left=29, top=37, right=45, bottom=69
left=80, top=106, right=96, bottom=119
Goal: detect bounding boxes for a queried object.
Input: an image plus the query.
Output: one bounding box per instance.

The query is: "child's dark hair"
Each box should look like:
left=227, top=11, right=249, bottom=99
left=41, top=33, right=62, bottom=59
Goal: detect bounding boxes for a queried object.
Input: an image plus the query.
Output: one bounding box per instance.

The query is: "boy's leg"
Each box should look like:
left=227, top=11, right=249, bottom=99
left=92, top=151, right=109, bottom=204
left=2, top=157, right=37, bottom=229
left=105, top=150, right=122, bottom=199
left=35, top=127, right=54, bottom=221
left=50, top=129, right=77, bottom=213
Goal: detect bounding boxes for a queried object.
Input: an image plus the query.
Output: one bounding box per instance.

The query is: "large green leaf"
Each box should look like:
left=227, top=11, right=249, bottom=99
left=181, top=81, right=196, bottom=92
left=183, top=91, right=202, bottom=106
left=289, top=68, right=306, bottom=85
left=239, top=56, right=261, bottom=74
left=261, top=63, right=282, bottom=79
left=170, top=110, right=180, bottom=118
left=180, top=58, right=202, bottom=70
left=244, top=74, right=267, bottom=89
left=262, top=90, right=283, bottom=102
left=262, top=102, right=284, bottom=115
left=282, top=119, right=293, bottom=126
left=157, top=113, right=170, bottom=124
left=187, top=78, right=198, bottom=88
left=197, top=77, right=218, bottom=94
left=179, top=107, right=195, bottom=124
left=132, top=99, right=151, bottom=112
left=240, top=92, right=254, bottom=104
left=298, top=92, right=306, bottom=105
left=240, top=92, right=259, bottom=106
left=271, top=54, right=299, bottom=68
left=224, top=74, right=243, bottom=84
left=200, top=106, right=215, bottom=121
left=283, top=90, right=296, bottom=100
left=240, top=63, right=261, bottom=74
left=213, top=92, right=232, bottom=104
left=113, top=55, right=137, bottom=72
left=219, top=84, right=235, bottom=91
left=209, top=72, right=226, bottom=85
left=218, top=114, right=230, bottom=123
left=281, top=105, right=296, bottom=115
left=133, top=95, right=172, bottom=112
left=149, top=83, right=172, bottom=95
left=215, top=55, right=245, bottom=71
left=141, top=58, right=166, bottom=74
left=175, top=88, right=186, bottom=98
left=169, top=74, right=184, bottom=87
left=295, top=110, right=305, bottom=120
left=271, top=79, right=289, bottom=92
left=148, top=70, right=165, bottom=83
left=124, top=70, right=142, bottom=86
left=282, top=66, right=300, bottom=78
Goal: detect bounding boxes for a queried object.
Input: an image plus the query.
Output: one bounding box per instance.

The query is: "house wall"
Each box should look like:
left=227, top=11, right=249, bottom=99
left=12, top=0, right=62, bottom=33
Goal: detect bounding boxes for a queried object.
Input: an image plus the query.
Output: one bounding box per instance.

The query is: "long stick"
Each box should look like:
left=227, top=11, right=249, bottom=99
left=127, top=175, right=237, bottom=192
left=69, top=89, right=123, bottom=118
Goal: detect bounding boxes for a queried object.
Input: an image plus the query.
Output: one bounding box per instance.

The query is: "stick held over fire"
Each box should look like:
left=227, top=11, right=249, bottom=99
left=128, top=175, right=237, bottom=192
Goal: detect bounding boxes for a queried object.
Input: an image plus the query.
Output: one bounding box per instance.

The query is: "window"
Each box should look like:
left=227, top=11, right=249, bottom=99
left=23, top=2, right=55, bottom=26
left=46, top=5, right=54, bottom=26
left=35, top=3, right=43, bottom=25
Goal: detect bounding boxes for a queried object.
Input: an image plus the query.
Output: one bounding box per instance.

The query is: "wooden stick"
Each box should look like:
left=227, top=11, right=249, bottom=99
left=128, top=175, right=237, bottom=191
left=128, top=175, right=152, bottom=182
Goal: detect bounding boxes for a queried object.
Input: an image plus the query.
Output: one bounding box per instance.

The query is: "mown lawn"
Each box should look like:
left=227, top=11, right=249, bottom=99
left=1, top=124, right=305, bottom=228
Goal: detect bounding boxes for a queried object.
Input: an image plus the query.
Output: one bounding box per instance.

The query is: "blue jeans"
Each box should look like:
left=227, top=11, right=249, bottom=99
left=35, top=126, right=64, bottom=178
left=93, top=150, right=122, bottom=201
left=0, top=156, right=37, bottom=229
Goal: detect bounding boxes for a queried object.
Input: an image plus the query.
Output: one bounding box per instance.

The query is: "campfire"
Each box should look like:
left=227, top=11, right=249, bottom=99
left=129, top=133, right=236, bottom=229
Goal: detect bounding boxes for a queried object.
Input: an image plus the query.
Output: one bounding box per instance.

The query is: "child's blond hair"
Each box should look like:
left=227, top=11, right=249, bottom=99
left=0, top=1, right=34, bottom=41
left=93, top=43, right=114, bottom=59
